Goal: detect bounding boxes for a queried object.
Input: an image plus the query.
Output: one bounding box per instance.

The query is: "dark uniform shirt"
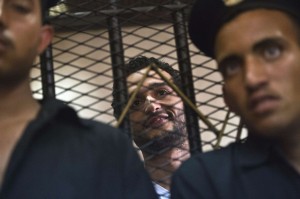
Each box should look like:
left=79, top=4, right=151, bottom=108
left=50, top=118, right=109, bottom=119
left=171, top=137, right=300, bottom=199
left=0, top=99, right=157, bottom=199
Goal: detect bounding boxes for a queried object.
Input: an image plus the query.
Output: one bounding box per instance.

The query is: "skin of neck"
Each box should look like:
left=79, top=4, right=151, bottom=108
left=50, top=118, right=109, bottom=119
left=0, top=77, right=40, bottom=188
left=0, top=77, right=40, bottom=124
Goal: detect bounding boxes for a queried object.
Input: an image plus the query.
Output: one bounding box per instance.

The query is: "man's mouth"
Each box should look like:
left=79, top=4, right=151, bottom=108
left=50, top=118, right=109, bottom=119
left=249, top=94, right=280, bottom=115
left=145, top=113, right=170, bottom=128
left=0, top=33, right=12, bottom=53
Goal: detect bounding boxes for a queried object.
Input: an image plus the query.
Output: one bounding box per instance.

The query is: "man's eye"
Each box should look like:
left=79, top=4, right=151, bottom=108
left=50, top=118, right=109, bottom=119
left=131, top=99, right=144, bottom=109
left=11, top=3, right=31, bottom=14
left=157, top=89, right=170, bottom=97
left=220, top=60, right=241, bottom=77
left=263, top=45, right=282, bottom=60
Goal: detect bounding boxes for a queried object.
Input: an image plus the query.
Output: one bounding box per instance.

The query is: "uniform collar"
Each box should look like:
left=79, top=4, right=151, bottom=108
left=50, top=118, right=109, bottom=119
left=38, top=99, right=84, bottom=126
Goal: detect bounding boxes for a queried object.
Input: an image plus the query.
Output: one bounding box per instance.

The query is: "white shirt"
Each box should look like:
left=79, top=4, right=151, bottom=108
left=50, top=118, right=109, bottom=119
left=153, top=183, right=170, bottom=199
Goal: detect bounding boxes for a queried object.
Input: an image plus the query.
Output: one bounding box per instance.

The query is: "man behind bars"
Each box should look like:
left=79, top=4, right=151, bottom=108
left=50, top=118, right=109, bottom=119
left=0, top=0, right=157, bottom=198
left=171, top=0, right=300, bottom=198
left=112, top=56, right=190, bottom=199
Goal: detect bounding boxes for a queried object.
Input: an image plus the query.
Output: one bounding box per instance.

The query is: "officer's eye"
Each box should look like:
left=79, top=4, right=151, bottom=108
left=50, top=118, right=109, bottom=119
left=255, top=39, right=284, bottom=61
left=219, top=58, right=242, bottom=78
left=263, top=44, right=282, bottom=60
left=11, top=2, right=31, bottom=14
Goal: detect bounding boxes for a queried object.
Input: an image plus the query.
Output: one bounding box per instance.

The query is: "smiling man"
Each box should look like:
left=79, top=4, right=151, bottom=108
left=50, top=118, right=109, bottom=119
left=112, top=56, right=190, bottom=199
left=127, top=67, right=186, bottom=154
left=171, top=0, right=300, bottom=198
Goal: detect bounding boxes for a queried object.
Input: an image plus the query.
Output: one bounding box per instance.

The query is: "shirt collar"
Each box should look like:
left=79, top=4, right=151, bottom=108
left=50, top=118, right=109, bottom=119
left=37, top=99, right=87, bottom=127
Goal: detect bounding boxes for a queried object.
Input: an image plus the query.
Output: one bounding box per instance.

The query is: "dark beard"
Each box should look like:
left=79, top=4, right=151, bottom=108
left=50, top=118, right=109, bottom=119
left=134, top=120, right=187, bottom=155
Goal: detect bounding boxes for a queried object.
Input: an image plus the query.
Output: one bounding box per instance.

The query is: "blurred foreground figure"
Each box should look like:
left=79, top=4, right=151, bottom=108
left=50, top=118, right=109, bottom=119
left=0, top=1, right=157, bottom=198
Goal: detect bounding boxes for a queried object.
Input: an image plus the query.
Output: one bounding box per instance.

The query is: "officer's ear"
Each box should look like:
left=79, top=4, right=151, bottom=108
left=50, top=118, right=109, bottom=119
left=37, top=24, right=54, bottom=55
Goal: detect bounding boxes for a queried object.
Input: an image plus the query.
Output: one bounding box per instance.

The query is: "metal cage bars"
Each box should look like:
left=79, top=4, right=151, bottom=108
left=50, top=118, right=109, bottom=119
left=39, top=0, right=203, bottom=153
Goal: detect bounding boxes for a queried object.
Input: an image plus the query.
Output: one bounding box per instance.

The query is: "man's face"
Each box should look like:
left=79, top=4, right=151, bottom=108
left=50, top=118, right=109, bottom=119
left=0, top=0, right=52, bottom=87
left=215, top=9, right=300, bottom=137
left=127, top=68, right=186, bottom=152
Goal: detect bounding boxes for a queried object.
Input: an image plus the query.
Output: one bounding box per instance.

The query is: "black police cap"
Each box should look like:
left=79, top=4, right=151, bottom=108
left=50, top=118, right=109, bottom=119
left=41, top=0, right=60, bottom=11
left=188, top=0, right=300, bottom=58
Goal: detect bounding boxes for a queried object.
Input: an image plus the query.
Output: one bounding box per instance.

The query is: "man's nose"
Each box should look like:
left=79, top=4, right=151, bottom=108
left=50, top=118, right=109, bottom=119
left=144, top=96, right=161, bottom=113
left=245, top=57, right=268, bottom=92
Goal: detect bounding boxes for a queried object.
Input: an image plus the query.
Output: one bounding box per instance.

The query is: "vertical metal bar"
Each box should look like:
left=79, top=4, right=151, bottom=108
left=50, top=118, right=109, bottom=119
left=40, top=44, right=56, bottom=99
left=107, top=0, right=131, bottom=135
left=172, top=0, right=202, bottom=154
left=40, top=8, right=56, bottom=99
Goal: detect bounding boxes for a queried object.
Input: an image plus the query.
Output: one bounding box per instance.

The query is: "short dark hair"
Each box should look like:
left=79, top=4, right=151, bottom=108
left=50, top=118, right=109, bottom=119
left=111, top=56, right=181, bottom=119
left=41, top=0, right=60, bottom=12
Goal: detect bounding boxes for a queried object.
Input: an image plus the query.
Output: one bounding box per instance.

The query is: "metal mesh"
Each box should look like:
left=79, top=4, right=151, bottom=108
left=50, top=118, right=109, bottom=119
left=32, top=0, right=248, bottom=194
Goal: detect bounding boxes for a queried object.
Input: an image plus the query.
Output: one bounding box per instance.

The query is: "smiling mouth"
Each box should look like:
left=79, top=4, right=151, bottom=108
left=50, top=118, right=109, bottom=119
left=144, top=111, right=173, bottom=128
left=145, top=115, right=169, bottom=128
